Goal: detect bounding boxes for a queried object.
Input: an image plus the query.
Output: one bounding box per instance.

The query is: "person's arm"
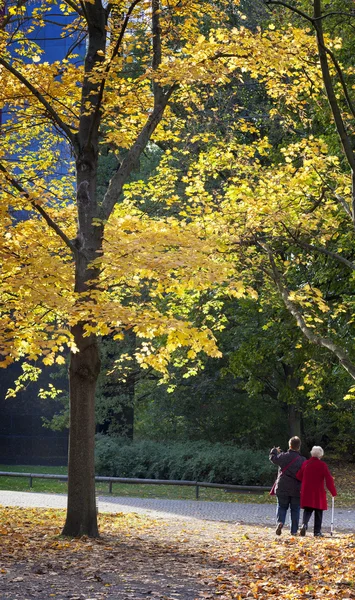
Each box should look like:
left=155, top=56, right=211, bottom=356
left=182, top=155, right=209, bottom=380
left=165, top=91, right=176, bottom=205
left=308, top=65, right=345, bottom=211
left=269, top=447, right=281, bottom=465
left=325, top=464, right=337, bottom=497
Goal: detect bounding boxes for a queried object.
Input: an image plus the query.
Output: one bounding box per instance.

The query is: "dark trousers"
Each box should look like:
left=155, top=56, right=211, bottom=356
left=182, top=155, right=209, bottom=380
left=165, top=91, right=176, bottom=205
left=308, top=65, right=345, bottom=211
left=276, top=495, right=300, bottom=534
left=302, top=507, right=323, bottom=534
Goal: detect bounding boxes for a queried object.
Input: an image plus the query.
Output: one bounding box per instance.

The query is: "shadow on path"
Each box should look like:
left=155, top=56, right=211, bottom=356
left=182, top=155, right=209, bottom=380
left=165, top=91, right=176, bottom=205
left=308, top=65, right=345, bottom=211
left=0, top=490, right=354, bottom=530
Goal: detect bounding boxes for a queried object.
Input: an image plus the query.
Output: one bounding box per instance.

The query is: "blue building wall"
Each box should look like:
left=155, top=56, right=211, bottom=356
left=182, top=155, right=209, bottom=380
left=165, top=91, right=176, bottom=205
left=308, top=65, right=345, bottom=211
left=0, top=2, right=85, bottom=465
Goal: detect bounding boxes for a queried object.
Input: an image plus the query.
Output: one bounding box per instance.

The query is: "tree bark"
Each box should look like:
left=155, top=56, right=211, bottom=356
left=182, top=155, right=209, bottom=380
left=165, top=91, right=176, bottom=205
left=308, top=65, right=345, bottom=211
left=61, top=158, right=104, bottom=536
left=62, top=324, right=101, bottom=537
left=288, top=404, right=301, bottom=439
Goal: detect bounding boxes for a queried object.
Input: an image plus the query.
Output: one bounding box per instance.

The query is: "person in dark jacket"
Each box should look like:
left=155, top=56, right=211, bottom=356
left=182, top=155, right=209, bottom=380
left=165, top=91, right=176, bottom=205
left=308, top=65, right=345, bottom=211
left=269, top=436, right=306, bottom=535
left=296, top=446, right=337, bottom=537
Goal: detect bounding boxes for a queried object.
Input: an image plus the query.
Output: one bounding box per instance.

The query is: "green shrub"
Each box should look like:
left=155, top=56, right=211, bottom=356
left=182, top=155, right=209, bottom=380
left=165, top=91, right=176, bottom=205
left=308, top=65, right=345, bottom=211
left=95, top=436, right=275, bottom=485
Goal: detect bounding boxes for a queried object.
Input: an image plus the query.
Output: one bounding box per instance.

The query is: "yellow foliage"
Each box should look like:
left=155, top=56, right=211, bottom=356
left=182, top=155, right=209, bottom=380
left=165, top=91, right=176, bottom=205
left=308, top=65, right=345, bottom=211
left=1, top=0, right=353, bottom=380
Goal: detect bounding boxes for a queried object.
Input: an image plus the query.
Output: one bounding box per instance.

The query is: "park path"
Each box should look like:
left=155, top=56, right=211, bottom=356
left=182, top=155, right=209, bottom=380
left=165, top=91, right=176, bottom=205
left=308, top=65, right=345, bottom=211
left=0, top=490, right=354, bottom=531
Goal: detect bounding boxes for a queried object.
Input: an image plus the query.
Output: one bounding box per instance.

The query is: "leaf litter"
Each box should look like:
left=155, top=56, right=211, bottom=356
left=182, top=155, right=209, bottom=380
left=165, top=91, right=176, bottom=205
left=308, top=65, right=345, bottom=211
left=0, top=506, right=355, bottom=599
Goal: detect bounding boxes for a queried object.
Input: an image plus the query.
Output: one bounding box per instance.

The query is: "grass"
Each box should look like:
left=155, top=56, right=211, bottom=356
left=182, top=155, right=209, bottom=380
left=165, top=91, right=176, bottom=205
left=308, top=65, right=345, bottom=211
left=1, top=460, right=355, bottom=506
left=0, top=464, right=271, bottom=503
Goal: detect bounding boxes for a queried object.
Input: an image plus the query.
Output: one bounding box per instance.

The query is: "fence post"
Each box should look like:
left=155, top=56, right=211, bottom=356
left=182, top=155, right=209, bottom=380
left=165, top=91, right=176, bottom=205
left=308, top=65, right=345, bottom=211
left=29, top=475, right=33, bottom=489
left=195, top=483, right=199, bottom=499
left=109, top=481, right=113, bottom=494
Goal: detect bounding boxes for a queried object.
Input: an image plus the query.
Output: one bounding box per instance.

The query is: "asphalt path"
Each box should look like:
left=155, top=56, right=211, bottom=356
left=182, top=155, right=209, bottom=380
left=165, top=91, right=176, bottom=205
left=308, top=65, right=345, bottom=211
left=1, top=490, right=354, bottom=532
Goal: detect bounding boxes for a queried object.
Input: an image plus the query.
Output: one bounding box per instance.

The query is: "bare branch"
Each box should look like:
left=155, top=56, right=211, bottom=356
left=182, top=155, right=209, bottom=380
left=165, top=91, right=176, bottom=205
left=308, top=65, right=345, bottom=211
left=313, top=11, right=355, bottom=21
left=0, top=57, right=78, bottom=150
left=264, top=0, right=314, bottom=23
left=0, top=162, right=77, bottom=255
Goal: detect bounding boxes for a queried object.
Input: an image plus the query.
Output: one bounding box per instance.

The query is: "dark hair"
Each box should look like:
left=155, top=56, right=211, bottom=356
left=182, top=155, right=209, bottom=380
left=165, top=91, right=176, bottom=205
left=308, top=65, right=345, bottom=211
left=289, top=436, right=301, bottom=451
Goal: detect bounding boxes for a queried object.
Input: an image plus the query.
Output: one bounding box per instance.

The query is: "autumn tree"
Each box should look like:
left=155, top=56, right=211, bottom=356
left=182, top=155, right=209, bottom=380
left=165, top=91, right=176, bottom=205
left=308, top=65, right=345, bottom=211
left=131, top=2, right=355, bottom=397
left=252, top=0, right=355, bottom=382
left=0, top=0, right=236, bottom=537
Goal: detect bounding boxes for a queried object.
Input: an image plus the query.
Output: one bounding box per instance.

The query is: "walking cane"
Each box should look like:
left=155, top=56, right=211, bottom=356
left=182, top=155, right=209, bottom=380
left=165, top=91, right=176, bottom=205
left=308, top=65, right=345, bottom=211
left=330, top=496, right=335, bottom=536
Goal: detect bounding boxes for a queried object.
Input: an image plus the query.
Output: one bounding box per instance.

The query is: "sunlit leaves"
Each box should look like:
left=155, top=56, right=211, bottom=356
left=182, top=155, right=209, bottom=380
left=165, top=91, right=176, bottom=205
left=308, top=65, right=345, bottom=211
left=2, top=0, right=355, bottom=388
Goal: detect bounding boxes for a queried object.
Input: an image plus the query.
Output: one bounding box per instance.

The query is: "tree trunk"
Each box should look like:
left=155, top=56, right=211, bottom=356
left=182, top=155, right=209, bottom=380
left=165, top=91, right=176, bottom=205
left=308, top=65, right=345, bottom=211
left=60, top=0, right=169, bottom=537
left=288, top=404, right=301, bottom=438
left=62, top=324, right=101, bottom=537
left=61, top=153, right=103, bottom=536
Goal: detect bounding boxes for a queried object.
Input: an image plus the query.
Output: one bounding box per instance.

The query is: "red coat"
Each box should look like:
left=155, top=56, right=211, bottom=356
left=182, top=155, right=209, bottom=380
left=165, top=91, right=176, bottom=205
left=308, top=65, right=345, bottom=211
left=296, top=457, right=337, bottom=510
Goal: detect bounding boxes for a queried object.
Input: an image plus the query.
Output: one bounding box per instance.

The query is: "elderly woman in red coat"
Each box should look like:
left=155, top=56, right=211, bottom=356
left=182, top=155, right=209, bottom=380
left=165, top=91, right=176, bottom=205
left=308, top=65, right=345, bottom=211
left=296, top=446, right=337, bottom=537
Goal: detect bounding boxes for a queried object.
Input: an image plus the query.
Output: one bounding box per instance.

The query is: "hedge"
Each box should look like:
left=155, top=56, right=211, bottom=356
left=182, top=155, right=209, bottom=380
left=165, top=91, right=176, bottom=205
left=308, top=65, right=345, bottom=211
left=95, top=436, right=275, bottom=485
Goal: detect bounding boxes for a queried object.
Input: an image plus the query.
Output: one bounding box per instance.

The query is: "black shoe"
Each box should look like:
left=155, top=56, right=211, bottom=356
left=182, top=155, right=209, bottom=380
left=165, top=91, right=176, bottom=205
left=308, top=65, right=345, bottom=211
left=314, top=532, right=323, bottom=537
left=276, top=523, right=283, bottom=535
left=300, top=524, right=307, bottom=537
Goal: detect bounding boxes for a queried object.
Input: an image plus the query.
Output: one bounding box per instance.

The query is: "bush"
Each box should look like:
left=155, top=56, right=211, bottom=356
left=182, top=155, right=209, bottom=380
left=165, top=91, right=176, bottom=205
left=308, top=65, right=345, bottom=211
left=95, top=436, right=275, bottom=485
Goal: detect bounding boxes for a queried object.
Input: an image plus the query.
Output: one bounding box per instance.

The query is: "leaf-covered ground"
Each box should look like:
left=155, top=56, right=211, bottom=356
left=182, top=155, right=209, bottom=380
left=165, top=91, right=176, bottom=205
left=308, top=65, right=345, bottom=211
left=1, top=506, right=355, bottom=599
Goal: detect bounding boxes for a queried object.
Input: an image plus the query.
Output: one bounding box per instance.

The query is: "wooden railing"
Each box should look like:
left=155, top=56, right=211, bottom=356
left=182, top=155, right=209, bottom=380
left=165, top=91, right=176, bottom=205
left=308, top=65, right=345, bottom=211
left=0, top=471, right=270, bottom=499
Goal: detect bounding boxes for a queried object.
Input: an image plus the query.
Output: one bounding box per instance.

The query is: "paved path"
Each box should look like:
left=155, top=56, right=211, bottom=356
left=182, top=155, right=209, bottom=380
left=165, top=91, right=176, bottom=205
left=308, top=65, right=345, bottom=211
left=1, top=490, right=354, bottom=531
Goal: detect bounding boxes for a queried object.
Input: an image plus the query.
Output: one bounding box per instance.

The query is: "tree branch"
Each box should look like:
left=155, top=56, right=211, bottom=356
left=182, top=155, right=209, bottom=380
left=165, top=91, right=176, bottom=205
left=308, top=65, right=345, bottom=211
left=152, top=0, right=164, bottom=106
left=259, top=240, right=355, bottom=381
left=286, top=236, right=355, bottom=271
left=87, top=0, right=142, bottom=144
left=100, top=85, right=177, bottom=221
left=109, top=0, right=143, bottom=65
left=313, top=0, right=355, bottom=225
left=265, top=2, right=355, bottom=169
left=0, top=162, right=77, bottom=255
left=313, top=11, right=355, bottom=21
left=79, top=1, right=89, bottom=22
left=0, top=57, right=77, bottom=150
left=265, top=0, right=355, bottom=225
left=304, top=187, right=325, bottom=214
left=1, top=0, right=29, bottom=29
left=63, top=0, right=84, bottom=16
left=324, top=45, right=355, bottom=120
left=264, top=0, right=314, bottom=23
left=312, top=167, right=353, bottom=219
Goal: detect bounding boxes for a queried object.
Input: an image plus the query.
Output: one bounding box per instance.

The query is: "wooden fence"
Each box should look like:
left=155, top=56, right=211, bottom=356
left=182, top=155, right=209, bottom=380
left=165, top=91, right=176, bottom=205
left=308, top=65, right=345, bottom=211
left=0, top=471, right=270, bottom=499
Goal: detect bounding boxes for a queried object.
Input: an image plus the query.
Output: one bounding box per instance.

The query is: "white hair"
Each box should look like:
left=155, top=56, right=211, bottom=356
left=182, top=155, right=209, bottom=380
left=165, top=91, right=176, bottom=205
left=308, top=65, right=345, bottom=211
left=311, top=446, right=324, bottom=458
